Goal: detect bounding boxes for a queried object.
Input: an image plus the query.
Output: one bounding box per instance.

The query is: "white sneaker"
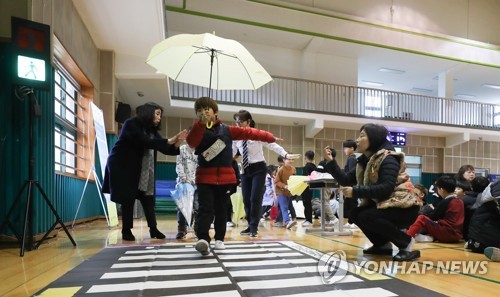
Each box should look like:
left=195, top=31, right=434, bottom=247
left=214, top=240, right=226, bottom=250
left=226, top=221, right=235, bottom=227
left=329, top=218, right=339, bottom=225
left=260, top=218, right=266, bottom=223
left=415, top=234, right=434, bottom=242
left=349, top=223, right=359, bottom=229
left=301, top=221, right=313, bottom=227
left=286, top=220, right=297, bottom=229
left=195, top=239, right=210, bottom=256
left=343, top=222, right=351, bottom=229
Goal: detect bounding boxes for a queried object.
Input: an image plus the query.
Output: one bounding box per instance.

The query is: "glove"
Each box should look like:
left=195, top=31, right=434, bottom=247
left=286, top=154, right=301, bottom=160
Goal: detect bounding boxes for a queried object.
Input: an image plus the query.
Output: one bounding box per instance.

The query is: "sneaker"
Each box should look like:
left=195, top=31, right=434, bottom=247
left=260, top=218, right=266, bottom=223
left=250, top=231, right=258, bottom=237
left=301, top=221, right=313, bottom=227
left=415, top=234, right=434, bottom=242
left=214, top=240, right=226, bottom=250
left=210, top=223, right=214, bottom=229
left=343, top=222, right=351, bottom=229
left=175, top=231, right=187, bottom=239
left=351, top=223, right=359, bottom=229
left=464, top=241, right=472, bottom=250
left=286, top=220, right=297, bottom=229
left=226, top=221, right=235, bottom=227
left=240, top=228, right=251, bottom=235
left=195, top=239, right=210, bottom=256
left=484, top=247, right=500, bottom=262
left=273, top=222, right=284, bottom=228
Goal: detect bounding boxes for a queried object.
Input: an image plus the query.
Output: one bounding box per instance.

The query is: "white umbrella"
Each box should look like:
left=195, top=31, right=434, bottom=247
left=146, top=33, right=272, bottom=97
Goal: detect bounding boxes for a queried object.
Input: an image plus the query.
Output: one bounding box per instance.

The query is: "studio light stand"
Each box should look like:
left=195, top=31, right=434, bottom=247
left=0, top=86, right=76, bottom=256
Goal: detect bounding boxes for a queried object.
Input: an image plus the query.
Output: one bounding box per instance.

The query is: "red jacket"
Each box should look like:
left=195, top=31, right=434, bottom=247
left=187, top=119, right=276, bottom=185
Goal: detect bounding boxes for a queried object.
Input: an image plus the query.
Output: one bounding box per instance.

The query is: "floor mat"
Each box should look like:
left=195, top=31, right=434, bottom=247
left=36, top=241, right=445, bottom=297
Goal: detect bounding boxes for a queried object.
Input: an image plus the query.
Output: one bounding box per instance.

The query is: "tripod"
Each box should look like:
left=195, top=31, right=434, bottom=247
left=0, top=86, right=76, bottom=256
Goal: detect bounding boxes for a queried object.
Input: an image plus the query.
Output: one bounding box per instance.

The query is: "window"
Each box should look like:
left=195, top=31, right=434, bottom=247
left=54, top=64, right=88, bottom=176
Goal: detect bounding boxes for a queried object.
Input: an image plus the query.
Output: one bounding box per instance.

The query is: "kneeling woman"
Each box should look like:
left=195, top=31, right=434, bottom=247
left=103, top=102, right=187, bottom=241
left=324, top=123, right=422, bottom=261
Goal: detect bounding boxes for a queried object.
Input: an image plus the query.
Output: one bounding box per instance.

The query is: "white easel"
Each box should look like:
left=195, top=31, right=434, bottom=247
left=72, top=101, right=110, bottom=228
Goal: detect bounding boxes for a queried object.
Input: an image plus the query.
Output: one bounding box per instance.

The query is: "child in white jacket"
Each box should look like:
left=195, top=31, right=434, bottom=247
left=261, top=165, right=277, bottom=220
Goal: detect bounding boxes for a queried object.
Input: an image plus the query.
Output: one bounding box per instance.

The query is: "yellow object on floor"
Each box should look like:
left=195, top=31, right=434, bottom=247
left=231, top=190, right=246, bottom=226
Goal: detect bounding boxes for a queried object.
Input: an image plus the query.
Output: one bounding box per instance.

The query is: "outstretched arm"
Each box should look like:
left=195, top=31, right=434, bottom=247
left=229, top=126, right=276, bottom=143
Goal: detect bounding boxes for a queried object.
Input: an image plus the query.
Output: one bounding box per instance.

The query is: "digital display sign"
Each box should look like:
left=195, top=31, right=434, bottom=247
left=11, top=17, right=51, bottom=90
left=17, top=55, right=46, bottom=82
left=387, top=131, right=407, bottom=146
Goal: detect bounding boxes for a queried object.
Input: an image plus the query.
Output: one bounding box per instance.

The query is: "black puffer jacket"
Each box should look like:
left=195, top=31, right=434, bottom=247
left=325, top=141, right=399, bottom=202
left=468, top=200, right=500, bottom=248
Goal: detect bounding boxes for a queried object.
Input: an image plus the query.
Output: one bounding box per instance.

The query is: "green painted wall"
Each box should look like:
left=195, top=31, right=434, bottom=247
left=0, top=42, right=103, bottom=236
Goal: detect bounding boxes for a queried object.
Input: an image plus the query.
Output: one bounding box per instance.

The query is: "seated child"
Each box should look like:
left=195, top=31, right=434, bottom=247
left=407, top=176, right=464, bottom=243
left=460, top=176, right=490, bottom=240
left=466, top=180, right=500, bottom=261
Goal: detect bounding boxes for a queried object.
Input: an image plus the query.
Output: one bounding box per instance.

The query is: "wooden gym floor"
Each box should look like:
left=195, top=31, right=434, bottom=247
left=0, top=216, right=498, bottom=296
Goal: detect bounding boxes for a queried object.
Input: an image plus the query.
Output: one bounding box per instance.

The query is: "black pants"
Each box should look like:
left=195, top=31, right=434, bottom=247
left=241, top=162, right=266, bottom=232
left=121, top=192, right=157, bottom=230
left=350, top=201, right=420, bottom=249
left=344, top=197, right=358, bottom=223
left=195, top=184, right=230, bottom=242
left=302, top=188, right=313, bottom=222
left=226, top=194, right=234, bottom=222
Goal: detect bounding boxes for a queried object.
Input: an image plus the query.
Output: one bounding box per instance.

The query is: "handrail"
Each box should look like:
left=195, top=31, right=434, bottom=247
left=169, top=76, right=500, bottom=130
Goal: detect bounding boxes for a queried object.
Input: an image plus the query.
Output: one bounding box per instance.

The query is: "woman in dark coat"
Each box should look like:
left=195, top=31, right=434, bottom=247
left=103, top=102, right=187, bottom=241
left=324, top=124, right=421, bottom=261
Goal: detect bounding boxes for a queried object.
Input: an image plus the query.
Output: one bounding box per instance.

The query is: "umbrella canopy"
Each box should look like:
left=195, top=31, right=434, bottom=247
left=146, top=33, right=272, bottom=93
left=170, top=182, right=195, bottom=226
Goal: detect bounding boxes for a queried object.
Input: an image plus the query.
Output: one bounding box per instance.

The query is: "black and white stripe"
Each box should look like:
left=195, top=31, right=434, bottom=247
left=39, top=241, right=446, bottom=297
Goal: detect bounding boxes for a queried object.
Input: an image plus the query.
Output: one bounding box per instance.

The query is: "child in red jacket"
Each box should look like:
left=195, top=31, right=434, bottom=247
left=407, top=176, right=464, bottom=243
left=187, top=97, right=279, bottom=255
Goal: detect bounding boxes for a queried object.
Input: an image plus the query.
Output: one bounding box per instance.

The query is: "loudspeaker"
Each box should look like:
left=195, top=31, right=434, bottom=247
left=115, top=102, right=131, bottom=123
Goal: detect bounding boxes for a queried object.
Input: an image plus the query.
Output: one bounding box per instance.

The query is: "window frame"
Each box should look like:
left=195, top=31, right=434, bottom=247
left=53, top=35, right=95, bottom=180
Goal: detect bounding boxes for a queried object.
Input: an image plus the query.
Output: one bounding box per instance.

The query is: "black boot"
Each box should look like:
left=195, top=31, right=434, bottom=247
left=122, top=228, right=135, bottom=241
left=150, top=227, right=166, bottom=239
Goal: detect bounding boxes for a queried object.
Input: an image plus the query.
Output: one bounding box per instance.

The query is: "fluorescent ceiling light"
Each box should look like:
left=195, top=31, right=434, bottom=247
left=409, top=87, right=432, bottom=93
left=379, top=68, right=405, bottom=74
left=482, top=83, right=500, bottom=89
left=362, top=80, right=384, bottom=87
left=432, top=76, right=458, bottom=81
left=455, top=94, right=476, bottom=99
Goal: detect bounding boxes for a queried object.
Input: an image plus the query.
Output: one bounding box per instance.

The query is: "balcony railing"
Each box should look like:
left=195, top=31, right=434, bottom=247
left=169, top=76, right=500, bottom=130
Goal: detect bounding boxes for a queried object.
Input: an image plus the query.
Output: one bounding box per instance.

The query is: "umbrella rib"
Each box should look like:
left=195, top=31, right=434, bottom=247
left=235, top=57, right=257, bottom=90
left=174, top=46, right=212, bottom=82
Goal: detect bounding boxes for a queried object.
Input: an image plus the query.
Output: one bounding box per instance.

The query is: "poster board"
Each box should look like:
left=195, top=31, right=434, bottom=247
left=91, top=102, right=119, bottom=226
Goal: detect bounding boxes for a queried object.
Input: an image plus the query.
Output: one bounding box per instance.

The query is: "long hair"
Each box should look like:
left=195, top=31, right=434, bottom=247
left=136, top=102, right=163, bottom=131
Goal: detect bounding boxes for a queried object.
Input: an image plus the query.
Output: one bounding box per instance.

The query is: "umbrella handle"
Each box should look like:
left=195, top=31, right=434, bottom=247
left=206, top=121, right=214, bottom=129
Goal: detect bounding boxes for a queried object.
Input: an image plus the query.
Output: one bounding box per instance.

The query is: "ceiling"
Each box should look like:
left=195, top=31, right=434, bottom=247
left=72, top=0, right=500, bottom=137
